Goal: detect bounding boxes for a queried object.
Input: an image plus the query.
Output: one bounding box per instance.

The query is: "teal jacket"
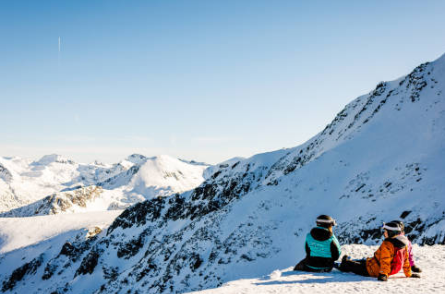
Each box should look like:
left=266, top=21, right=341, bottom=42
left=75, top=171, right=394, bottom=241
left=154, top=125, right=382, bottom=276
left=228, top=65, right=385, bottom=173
left=304, top=226, right=341, bottom=270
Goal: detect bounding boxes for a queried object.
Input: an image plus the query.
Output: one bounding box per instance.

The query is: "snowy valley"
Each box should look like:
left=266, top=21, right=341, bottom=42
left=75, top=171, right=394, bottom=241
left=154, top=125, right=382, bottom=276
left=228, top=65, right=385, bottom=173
left=0, top=53, right=445, bottom=294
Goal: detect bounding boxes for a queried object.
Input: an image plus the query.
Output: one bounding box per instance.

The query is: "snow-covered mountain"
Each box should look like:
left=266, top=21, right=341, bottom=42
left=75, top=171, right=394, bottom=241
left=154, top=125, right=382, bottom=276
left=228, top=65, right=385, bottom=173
left=0, top=53, right=444, bottom=294
left=0, top=154, right=209, bottom=216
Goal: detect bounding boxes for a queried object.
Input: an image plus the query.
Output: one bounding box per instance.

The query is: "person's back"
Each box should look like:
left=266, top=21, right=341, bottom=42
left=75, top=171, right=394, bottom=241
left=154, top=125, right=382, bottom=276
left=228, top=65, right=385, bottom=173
left=294, top=215, right=341, bottom=272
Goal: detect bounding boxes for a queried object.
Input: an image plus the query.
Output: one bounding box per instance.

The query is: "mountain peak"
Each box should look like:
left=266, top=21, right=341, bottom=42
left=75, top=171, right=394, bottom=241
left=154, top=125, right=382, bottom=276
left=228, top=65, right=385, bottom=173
left=125, top=154, right=148, bottom=165
left=33, top=154, right=75, bottom=165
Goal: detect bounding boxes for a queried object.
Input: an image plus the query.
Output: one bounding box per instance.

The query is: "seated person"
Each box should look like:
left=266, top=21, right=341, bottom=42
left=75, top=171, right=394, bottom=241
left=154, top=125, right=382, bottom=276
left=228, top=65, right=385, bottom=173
left=294, top=215, right=341, bottom=272
left=338, top=221, right=420, bottom=281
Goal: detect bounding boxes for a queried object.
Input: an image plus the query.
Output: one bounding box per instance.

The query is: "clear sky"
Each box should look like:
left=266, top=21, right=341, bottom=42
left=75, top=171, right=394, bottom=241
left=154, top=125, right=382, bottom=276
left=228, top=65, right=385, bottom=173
left=1, top=0, right=445, bottom=164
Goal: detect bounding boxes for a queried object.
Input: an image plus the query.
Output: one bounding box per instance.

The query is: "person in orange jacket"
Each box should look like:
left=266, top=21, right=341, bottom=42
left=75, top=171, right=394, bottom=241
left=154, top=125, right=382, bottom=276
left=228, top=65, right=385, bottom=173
left=337, top=221, right=421, bottom=281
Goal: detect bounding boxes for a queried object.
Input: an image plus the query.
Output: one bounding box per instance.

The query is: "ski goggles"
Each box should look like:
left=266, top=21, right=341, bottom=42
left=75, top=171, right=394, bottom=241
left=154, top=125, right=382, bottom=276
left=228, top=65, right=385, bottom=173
left=316, top=218, right=337, bottom=226
left=381, top=222, right=401, bottom=231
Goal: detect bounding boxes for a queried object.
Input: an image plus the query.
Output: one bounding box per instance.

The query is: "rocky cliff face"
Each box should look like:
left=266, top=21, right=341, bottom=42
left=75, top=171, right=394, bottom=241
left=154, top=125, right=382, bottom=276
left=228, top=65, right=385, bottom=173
left=0, top=186, right=104, bottom=217
left=1, top=54, right=444, bottom=294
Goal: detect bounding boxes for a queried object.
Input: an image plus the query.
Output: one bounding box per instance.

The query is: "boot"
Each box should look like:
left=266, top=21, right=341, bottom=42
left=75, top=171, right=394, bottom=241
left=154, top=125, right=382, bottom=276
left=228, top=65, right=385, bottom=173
left=411, top=264, right=422, bottom=273
left=339, top=255, right=352, bottom=272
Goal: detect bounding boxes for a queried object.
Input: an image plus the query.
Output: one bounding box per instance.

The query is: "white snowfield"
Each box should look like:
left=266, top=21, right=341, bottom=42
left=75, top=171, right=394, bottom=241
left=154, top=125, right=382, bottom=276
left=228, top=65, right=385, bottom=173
left=189, top=244, right=445, bottom=294
left=0, top=210, right=122, bottom=254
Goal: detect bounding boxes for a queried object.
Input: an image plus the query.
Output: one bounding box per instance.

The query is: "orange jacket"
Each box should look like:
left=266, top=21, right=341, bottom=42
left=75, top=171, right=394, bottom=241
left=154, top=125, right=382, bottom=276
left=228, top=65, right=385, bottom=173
left=366, top=237, right=412, bottom=278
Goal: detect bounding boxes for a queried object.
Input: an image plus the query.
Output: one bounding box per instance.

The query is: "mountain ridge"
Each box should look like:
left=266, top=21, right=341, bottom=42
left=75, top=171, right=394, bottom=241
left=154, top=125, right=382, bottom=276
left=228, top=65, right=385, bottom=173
left=0, top=53, right=444, bottom=294
left=0, top=154, right=209, bottom=216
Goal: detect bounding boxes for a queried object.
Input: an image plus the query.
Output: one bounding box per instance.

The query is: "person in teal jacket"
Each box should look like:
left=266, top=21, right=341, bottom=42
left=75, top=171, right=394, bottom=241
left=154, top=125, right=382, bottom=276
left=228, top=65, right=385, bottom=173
left=294, top=215, right=341, bottom=272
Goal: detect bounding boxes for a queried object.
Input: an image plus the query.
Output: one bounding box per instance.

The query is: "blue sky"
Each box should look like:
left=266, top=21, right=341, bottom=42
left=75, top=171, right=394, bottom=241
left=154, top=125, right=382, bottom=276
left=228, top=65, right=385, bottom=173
left=1, top=0, right=445, bottom=164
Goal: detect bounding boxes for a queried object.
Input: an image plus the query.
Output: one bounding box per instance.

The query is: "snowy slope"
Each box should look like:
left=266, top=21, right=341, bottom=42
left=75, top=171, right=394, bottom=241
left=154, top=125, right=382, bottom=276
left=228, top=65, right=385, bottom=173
left=0, top=154, right=209, bottom=216
left=188, top=244, right=445, bottom=294
left=0, top=155, right=80, bottom=213
left=0, top=211, right=122, bottom=254
left=0, top=53, right=444, bottom=294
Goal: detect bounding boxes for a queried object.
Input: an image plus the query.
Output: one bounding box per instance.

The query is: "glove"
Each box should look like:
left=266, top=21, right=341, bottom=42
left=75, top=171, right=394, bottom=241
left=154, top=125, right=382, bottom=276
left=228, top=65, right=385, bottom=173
left=411, top=265, right=422, bottom=273
left=377, top=274, right=388, bottom=281
left=411, top=273, right=421, bottom=278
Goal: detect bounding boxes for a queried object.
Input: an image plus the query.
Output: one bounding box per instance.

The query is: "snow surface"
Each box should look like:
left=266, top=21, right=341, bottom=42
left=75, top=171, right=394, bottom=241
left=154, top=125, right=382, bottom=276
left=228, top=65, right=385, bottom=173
left=0, top=210, right=122, bottom=254
left=188, top=244, right=445, bottom=294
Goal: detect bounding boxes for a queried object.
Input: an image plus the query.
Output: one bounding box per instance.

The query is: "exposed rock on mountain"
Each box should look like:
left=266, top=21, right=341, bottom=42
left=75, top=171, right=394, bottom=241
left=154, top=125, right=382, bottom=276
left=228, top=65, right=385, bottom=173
left=0, top=186, right=104, bottom=217
left=1, top=53, right=444, bottom=294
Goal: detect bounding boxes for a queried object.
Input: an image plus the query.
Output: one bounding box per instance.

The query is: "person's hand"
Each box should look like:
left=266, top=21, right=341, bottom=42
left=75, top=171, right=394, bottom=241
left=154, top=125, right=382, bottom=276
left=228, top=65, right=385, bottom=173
left=377, top=274, right=388, bottom=281
left=411, top=273, right=421, bottom=278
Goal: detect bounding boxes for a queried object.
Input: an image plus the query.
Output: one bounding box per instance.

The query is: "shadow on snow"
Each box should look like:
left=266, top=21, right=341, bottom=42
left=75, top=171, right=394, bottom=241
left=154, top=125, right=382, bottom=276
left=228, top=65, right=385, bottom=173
left=255, top=270, right=377, bottom=286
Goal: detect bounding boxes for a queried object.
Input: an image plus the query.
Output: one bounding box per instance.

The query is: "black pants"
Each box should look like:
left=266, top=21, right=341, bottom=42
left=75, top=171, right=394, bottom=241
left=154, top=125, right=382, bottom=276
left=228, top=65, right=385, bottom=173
left=339, top=259, right=369, bottom=276
left=293, top=258, right=333, bottom=273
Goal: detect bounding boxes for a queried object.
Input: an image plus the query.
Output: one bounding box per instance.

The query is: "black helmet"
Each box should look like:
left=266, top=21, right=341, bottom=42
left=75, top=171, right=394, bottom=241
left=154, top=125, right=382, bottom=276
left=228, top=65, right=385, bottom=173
left=391, top=220, right=405, bottom=232
left=316, top=215, right=337, bottom=228
left=382, top=221, right=402, bottom=238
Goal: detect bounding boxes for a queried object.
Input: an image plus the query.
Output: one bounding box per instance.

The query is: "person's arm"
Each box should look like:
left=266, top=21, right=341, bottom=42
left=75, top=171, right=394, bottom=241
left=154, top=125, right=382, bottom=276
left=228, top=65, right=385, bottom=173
left=408, top=241, right=415, bottom=267
left=378, top=242, right=393, bottom=278
left=330, top=235, right=341, bottom=260
left=403, top=247, right=413, bottom=277
left=305, top=241, right=310, bottom=256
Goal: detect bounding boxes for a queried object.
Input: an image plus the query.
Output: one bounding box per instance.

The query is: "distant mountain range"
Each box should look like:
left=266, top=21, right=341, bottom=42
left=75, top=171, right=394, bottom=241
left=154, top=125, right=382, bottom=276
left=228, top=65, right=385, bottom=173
left=0, top=154, right=210, bottom=216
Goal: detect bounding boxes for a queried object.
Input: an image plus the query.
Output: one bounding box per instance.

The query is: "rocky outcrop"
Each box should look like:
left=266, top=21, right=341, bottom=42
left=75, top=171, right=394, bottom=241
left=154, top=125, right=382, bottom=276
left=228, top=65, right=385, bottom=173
left=0, top=164, right=13, bottom=182
left=0, top=186, right=104, bottom=217
left=2, top=254, right=44, bottom=292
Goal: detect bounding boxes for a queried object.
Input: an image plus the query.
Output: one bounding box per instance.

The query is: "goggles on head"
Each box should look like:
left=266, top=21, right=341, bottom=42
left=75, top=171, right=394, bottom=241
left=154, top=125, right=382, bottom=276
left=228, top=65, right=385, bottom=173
left=316, top=218, right=337, bottom=226
left=381, top=222, right=401, bottom=231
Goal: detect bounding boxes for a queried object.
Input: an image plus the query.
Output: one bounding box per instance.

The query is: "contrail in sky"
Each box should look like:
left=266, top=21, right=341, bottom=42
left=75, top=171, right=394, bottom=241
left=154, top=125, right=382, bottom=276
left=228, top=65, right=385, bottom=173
left=58, top=36, right=61, bottom=66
